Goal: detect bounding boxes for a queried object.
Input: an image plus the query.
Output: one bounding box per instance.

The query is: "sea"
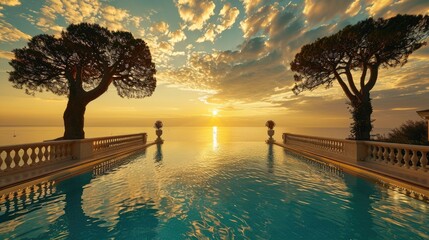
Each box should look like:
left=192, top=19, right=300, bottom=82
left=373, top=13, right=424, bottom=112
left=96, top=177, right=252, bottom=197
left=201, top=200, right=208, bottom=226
left=0, top=126, right=392, bottom=146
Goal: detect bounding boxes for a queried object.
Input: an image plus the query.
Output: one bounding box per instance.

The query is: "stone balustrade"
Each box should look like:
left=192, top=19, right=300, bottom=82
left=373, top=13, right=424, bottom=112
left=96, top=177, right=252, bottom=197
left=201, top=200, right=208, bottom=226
left=0, top=133, right=147, bottom=175
left=281, top=133, right=429, bottom=188
left=365, top=141, right=428, bottom=172
left=282, top=133, right=367, bottom=164
left=0, top=141, right=74, bottom=172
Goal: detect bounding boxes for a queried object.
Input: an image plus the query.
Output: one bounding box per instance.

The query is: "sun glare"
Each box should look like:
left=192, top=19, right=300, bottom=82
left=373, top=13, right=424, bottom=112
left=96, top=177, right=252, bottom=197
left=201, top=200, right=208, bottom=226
left=212, top=109, right=219, bottom=116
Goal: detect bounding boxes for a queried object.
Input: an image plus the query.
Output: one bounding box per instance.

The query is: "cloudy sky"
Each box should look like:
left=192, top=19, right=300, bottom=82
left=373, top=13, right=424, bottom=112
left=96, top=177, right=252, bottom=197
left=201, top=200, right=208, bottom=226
left=0, top=0, right=428, bottom=130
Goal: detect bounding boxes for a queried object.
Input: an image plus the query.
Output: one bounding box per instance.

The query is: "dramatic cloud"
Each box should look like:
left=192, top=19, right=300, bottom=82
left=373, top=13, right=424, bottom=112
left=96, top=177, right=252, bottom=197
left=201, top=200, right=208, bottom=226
left=169, top=29, right=187, bottom=43
left=100, top=5, right=129, bottom=30
left=240, top=3, right=281, bottom=38
left=197, top=3, right=239, bottom=43
left=197, top=24, right=217, bottom=42
left=150, top=21, right=169, bottom=35
left=169, top=2, right=345, bottom=106
left=217, top=3, right=240, bottom=32
left=0, top=49, right=14, bottom=59
left=303, top=0, right=353, bottom=24
left=0, top=0, right=20, bottom=6
left=346, top=0, right=362, bottom=16
left=37, top=0, right=143, bottom=33
left=240, top=0, right=263, bottom=14
left=0, top=20, right=30, bottom=42
left=366, top=0, right=394, bottom=16
left=164, top=37, right=291, bottom=103
left=37, top=0, right=99, bottom=33
left=176, top=0, right=215, bottom=30
left=366, top=0, right=429, bottom=17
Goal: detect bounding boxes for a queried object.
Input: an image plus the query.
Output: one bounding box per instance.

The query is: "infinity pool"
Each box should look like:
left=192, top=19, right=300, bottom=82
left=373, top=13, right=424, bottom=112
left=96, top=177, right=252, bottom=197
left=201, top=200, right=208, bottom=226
left=0, top=141, right=428, bottom=239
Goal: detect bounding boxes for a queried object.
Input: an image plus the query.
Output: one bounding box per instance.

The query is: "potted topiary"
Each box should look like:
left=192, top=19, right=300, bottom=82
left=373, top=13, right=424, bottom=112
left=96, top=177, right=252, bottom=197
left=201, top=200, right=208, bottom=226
left=154, top=120, right=164, bottom=143
left=265, top=120, right=276, bottom=143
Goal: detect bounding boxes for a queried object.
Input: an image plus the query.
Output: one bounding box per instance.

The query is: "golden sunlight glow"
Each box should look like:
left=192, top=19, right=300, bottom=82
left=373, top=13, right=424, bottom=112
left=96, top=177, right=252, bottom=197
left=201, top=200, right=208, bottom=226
left=212, top=109, right=219, bottom=116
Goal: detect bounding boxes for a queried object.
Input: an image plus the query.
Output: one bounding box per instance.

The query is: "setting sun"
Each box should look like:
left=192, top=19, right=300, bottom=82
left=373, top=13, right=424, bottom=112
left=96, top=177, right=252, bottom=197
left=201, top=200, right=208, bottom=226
left=212, top=109, right=219, bottom=116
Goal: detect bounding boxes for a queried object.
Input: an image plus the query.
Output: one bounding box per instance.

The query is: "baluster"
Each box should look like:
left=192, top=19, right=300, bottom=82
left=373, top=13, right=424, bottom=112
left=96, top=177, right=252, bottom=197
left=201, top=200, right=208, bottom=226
left=396, top=149, right=404, bottom=167
left=389, top=147, right=396, bottom=165
left=372, top=146, right=376, bottom=160
left=17, top=148, right=27, bottom=168
left=13, top=149, right=20, bottom=168
left=4, top=150, right=13, bottom=171
left=30, top=147, right=37, bottom=164
left=420, top=151, right=428, bottom=172
left=37, top=147, right=44, bottom=163
left=410, top=150, right=418, bottom=170
left=0, top=151, right=6, bottom=170
left=45, top=146, right=50, bottom=161
left=383, top=147, right=389, bottom=164
left=377, top=146, right=383, bottom=161
left=403, top=149, right=410, bottom=168
left=23, top=148, right=31, bottom=166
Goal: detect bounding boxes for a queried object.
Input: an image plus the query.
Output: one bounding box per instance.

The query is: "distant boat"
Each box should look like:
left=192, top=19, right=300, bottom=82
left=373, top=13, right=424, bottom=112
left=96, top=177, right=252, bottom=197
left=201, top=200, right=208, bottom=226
left=13, top=131, right=16, bottom=137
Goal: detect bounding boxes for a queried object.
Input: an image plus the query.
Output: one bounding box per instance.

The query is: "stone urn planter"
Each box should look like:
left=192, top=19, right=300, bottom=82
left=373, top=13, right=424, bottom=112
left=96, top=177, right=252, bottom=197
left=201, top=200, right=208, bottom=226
left=156, top=129, right=163, bottom=138
left=154, top=120, right=164, bottom=144
left=265, top=120, right=276, bottom=144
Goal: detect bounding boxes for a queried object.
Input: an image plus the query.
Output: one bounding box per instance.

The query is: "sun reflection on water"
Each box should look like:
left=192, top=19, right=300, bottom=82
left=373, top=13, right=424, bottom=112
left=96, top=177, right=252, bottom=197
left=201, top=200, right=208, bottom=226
left=212, top=126, right=218, bottom=150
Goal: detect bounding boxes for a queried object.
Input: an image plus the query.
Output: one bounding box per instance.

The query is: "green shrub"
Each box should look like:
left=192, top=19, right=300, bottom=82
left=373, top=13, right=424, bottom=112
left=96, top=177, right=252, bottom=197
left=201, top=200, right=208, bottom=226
left=381, top=120, right=428, bottom=145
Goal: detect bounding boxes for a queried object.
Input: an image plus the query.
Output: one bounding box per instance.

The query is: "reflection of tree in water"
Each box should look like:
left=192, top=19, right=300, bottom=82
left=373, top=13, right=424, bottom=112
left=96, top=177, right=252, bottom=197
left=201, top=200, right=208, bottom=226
left=112, top=198, right=159, bottom=239
left=267, top=144, right=274, bottom=173
left=44, top=168, right=160, bottom=238
left=56, top=173, right=110, bottom=239
left=154, top=144, right=163, bottom=163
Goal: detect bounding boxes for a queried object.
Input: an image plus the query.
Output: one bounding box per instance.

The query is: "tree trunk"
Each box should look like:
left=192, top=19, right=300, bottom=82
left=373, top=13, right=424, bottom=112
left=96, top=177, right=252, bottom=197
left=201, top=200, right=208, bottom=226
left=63, top=97, right=87, bottom=139
left=350, top=94, right=373, bottom=140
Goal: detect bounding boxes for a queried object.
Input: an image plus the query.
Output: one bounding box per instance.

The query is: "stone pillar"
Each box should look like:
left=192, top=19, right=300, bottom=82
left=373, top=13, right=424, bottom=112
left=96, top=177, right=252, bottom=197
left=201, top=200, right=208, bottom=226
left=71, top=139, right=93, bottom=160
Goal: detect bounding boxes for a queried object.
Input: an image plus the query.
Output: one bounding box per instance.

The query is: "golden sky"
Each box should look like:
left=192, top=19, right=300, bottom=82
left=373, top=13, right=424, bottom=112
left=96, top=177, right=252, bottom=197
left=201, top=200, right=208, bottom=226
left=0, top=0, right=428, bottom=128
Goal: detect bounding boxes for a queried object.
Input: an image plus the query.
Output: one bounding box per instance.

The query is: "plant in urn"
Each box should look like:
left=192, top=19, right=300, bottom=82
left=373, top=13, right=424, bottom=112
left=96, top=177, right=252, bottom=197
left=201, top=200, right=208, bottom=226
left=265, top=120, right=276, bottom=144
left=154, top=120, right=164, bottom=144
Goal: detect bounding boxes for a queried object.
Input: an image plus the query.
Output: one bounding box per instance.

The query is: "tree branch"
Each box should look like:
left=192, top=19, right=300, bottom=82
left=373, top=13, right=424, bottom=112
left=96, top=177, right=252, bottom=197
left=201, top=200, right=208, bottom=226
left=360, top=64, right=367, bottom=91
left=334, top=70, right=356, bottom=102
left=75, top=65, right=83, bottom=90
left=84, top=67, right=114, bottom=103
left=364, top=64, right=379, bottom=92
left=345, top=67, right=360, bottom=96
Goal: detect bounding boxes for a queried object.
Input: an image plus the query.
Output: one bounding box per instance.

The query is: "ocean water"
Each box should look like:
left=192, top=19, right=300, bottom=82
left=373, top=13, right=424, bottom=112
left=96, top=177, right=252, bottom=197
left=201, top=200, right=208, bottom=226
left=0, top=126, right=392, bottom=146
left=0, top=140, right=427, bottom=239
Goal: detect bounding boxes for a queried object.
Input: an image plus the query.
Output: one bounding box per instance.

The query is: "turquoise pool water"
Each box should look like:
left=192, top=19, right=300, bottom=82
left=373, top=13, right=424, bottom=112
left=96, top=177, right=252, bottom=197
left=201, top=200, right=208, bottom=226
left=1, top=141, right=428, bottom=239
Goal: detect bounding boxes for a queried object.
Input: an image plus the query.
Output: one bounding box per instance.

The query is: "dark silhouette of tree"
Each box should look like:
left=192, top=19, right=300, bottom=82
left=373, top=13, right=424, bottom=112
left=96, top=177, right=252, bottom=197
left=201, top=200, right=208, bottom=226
left=381, top=120, right=428, bottom=145
left=291, top=14, right=429, bottom=140
left=9, top=23, right=156, bottom=139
